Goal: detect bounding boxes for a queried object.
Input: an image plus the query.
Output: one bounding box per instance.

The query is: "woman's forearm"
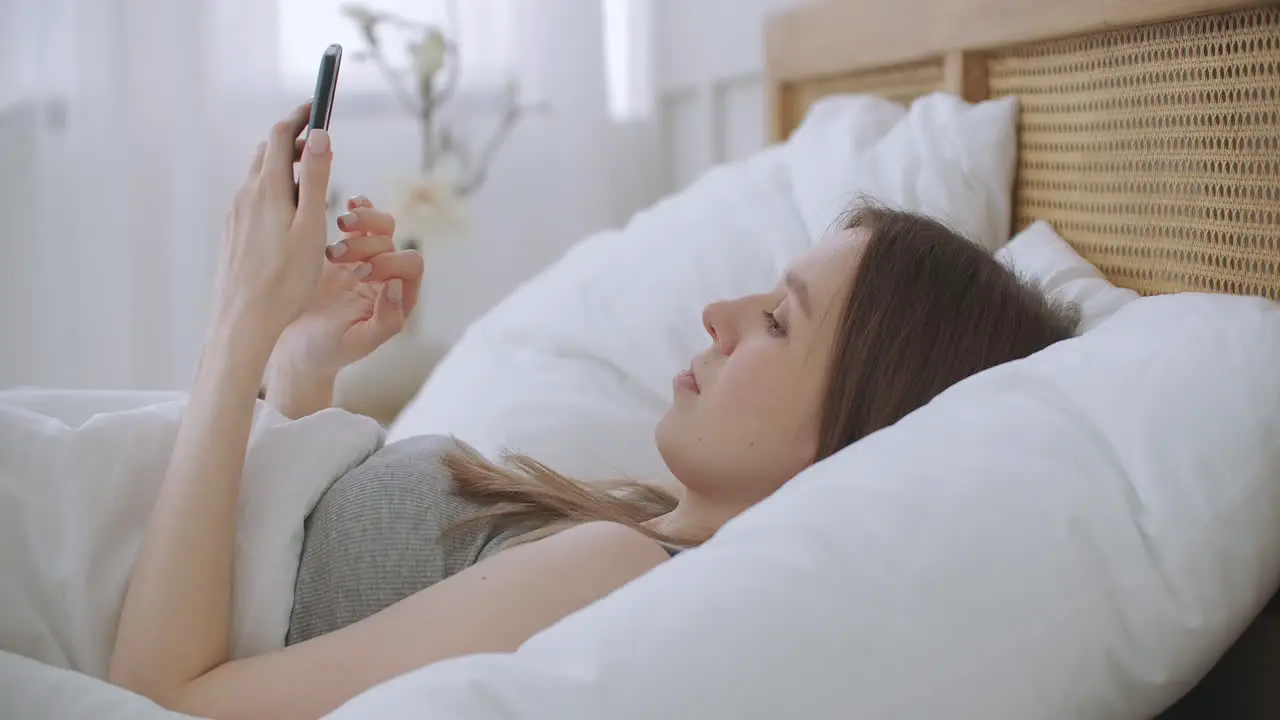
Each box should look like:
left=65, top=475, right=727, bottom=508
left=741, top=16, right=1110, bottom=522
left=108, top=314, right=277, bottom=704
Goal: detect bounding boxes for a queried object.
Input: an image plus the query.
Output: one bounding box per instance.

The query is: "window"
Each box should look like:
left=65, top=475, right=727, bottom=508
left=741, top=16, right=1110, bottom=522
left=278, top=0, right=513, bottom=94
left=278, top=0, right=454, bottom=92
left=602, top=0, right=655, bottom=121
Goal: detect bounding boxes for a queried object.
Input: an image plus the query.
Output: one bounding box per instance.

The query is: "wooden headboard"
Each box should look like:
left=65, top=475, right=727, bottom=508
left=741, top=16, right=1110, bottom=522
left=765, top=1, right=1280, bottom=717
left=766, top=0, right=1280, bottom=302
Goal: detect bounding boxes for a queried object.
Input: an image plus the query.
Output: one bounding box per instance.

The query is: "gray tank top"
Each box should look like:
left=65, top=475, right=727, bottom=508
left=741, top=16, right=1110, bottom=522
left=286, top=434, right=680, bottom=645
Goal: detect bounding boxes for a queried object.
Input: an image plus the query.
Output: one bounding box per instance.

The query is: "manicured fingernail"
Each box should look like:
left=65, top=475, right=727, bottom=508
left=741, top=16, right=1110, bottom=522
left=326, top=241, right=347, bottom=259
left=337, top=212, right=357, bottom=231
left=308, top=128, right=329, bottom=154
left=354, top=263, right=372, bottom=279
left=350, top=194, right=370, bottom=207
left=388, top=279, right=403, bottom=304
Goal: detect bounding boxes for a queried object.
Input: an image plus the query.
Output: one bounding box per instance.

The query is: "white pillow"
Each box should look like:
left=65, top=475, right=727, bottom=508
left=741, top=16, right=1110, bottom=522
left=998, top=220, right=1141, bottom=332
left=0, top=393, right=383, bottom=677
left=335, top=292, right=1280, bottom=720
left=787, top=92, right=1019, bottom=250
left=389, top=93, right=1021, bottom=476
left=390, top=144, right=807, bottom=482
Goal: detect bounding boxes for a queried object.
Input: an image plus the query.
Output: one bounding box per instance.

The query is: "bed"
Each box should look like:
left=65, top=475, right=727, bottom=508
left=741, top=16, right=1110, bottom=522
left=3, top=1, right=1278, bottom=718
left=766, top=0, right=1279, bottom=716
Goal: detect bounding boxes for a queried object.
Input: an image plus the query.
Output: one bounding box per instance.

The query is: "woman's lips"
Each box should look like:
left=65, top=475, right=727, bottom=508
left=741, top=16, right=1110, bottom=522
left=674, top=368, right=700, bottom=394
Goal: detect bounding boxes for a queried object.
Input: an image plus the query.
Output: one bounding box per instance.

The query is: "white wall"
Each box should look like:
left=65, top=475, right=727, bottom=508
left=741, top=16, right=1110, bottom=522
left=655, top=0, right=801, bottom=190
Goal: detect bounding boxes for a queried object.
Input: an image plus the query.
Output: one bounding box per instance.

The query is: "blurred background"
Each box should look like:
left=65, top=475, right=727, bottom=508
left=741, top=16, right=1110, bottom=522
left=0, top=0, right=798, bottom=409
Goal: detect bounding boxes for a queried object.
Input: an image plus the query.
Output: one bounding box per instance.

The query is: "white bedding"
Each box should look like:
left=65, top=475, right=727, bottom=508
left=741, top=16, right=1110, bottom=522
left=0, top=91, right=1024, bottom=719
left=330, top=292, right=1280, bottom=720
left=8, top=88, right=1275, bottom=720
left=389, top=92, right=1020, bottom=478
left=0, top=389, right=384, bottom=718
left=0, top=91, right=1027, bottom=719
left=0, top=650, right=194, bottom=720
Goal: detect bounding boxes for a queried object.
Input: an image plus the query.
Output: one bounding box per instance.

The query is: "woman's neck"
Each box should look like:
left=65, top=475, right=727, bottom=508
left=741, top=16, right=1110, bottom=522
left=643, top=489, right=745, bottom=544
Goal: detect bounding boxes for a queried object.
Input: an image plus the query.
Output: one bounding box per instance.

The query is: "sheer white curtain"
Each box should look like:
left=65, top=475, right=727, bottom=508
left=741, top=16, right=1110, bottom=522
left=0, top=0, right=664, bottom=390
left=602, top=0, right=656, bottom=121
left=0, top=0, right=284, bottom=390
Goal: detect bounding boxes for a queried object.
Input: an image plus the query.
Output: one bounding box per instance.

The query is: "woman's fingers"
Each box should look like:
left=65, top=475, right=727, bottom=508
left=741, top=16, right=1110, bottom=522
left=295, top=128, right=332, bottom=225
left=346, top=194, right=373, bottom=212
left=346, top=280, right=408, bottom=353
left=361, top=250, right=424, bottom=283
left=359, top=251, right=423, bottom=315
left=335, top=206, right=395, bottom=236
left=263, top=102, right=311, bottom=182
left=325, top=233, right=395, bottom=262
left=247, top=141, right=267, bottom=180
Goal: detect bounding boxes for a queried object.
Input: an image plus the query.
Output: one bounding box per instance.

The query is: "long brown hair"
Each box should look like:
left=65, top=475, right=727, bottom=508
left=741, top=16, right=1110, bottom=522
left=444, top=202, right=1079, bottom=548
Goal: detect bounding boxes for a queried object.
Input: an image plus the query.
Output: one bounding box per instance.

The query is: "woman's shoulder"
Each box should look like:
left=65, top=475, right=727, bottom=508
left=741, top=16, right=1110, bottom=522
left=535, top=521, right=676, bottom=566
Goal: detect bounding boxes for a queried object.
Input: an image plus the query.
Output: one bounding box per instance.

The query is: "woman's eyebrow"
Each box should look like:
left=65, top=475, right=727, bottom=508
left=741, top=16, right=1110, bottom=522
left=784, top=270, right=811, bottom=317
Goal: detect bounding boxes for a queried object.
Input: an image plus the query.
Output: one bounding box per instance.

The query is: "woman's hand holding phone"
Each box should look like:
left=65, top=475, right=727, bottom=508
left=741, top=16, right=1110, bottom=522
left=208, top=101, right=333, bottom=360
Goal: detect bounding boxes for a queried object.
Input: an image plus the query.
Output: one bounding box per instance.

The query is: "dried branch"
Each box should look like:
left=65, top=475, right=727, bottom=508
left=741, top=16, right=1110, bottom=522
left=342, top=1, right=539, bottom=198
left=365, top=41, right=422, bottom=116
left=457, top=101, right=548, bottom=196
left=421, top=42, right=460, bottom=118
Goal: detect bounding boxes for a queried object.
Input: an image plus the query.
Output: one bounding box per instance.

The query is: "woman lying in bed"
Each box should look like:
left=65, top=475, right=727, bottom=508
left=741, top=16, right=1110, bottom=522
left=108, top=104, right=1078, bottom=719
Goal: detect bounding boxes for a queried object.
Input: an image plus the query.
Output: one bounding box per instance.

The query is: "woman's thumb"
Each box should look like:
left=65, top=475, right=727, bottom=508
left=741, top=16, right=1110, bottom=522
left=296, top=128, right=332, bottom=221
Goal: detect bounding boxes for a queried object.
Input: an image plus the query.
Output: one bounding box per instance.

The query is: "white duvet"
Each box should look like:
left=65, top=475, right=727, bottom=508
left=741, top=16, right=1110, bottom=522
left=0, top=389, right=384, bottom=719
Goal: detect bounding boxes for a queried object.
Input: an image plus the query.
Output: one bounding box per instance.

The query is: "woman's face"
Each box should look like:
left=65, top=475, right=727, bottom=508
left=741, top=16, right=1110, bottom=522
left=655, top=230, right=864, bottom=505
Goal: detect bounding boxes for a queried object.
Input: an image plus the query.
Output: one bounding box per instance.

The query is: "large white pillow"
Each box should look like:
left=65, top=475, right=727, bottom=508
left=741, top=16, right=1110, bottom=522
left=389, top=93, right=1021, bottom=477
left=788, top=92, right=1019, bottom=250
left=335, top=291, right=1280, bottom=720
left=998, top=220, right=1140, bottom=332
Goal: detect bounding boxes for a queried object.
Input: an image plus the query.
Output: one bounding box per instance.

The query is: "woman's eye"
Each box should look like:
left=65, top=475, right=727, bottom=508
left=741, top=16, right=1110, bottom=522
left=762, top=310, right=787, bottom=338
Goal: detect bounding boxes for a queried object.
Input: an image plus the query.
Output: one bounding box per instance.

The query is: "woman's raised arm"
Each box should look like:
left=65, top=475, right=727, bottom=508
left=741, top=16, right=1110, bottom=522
left=106, top=103, right=671, bottom=720
left=108, top=102, right=334, bottom=703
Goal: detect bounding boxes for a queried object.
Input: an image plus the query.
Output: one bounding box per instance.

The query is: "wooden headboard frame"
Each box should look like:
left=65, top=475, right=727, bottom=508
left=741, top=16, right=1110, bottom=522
left=765, top=0, right=1280, bottom=716
left=766, top=0, right=1270, bottom=134
left=765, top=0, right=1280, bottom=301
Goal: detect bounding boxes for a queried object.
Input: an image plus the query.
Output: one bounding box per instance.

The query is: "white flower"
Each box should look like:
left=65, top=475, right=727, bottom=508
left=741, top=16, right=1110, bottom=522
left=393, top=166, right=469, bottom=250
left=410, top=28, right=449, bottom=84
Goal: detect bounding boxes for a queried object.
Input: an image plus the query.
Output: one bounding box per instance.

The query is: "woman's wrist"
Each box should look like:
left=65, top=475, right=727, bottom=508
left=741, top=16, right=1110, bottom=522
left=197, top=313, right=278, bottom=393
left=263, top=358, right=337, bottom=420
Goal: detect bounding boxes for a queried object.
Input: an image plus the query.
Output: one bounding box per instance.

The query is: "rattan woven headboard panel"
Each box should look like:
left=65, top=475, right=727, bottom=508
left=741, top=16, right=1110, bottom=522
left=767, top=0, right=1280, bottom=301
left=989, top=7, right=1280, bottom=299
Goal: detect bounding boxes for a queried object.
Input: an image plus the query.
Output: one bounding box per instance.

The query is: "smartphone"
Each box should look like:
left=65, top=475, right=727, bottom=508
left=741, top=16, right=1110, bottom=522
left=295, top=44, right=342, bottom=202
left=307, top=44, right=342, bottom=138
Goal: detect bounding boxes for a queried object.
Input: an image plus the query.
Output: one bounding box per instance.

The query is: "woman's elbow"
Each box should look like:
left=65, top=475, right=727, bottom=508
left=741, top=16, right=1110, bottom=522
left=108, top=656, right=199, bottom=716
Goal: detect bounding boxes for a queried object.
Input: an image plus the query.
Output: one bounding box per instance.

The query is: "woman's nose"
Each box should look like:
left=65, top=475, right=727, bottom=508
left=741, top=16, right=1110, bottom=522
left=702, top=300, right=737, bottom=354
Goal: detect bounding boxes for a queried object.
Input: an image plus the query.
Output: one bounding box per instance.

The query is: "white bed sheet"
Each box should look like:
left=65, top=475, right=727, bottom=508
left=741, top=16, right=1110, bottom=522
left=0, top=651, right=195, bottom=720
